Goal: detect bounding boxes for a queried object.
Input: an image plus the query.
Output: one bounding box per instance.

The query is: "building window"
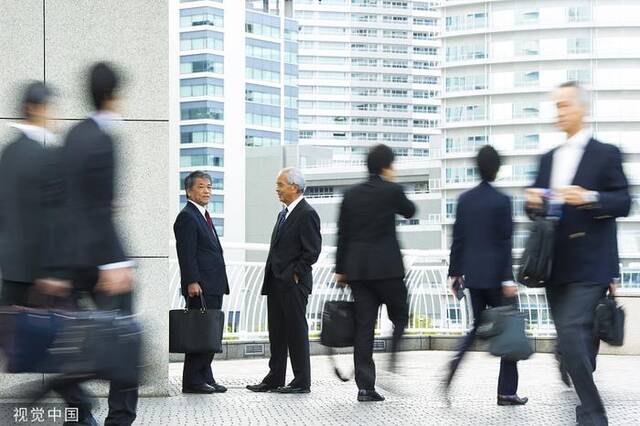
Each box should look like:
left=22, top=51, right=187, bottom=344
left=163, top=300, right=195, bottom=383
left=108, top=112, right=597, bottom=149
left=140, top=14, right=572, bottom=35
left=180, top=124, right=224, bottom=145
left=445, top=75, right=486, bottom=92
left=515, top=134, right=540, bottom=150
left=515, top=40, right=539, bottom=56
left=306, top=186, right=335, bottom=199
left=180, top=77, right=223, bottom=98
left=414, top=75, right=439, bottom=85
left=568, top=38, right=592, bottom=54
left=181, top=101, right=224, bottom=121
left=245, top=85, right=281, bottom=106
left=568, top=6, right=591, bottom=23
left=180, top=7, right=224, bottom=28
left=383, top=30, right=408, bottom=39
left=246, top=66, right=280, bottom=83
left=180, top=147, right=224, bottom=167
left=180, top=54, right=223, bottom=74
left=567, top=68, right=591, bottom=84
left=514, top=71, right=539, bottom=87
left=446, top=105, right=486, bottom=122
left=446, top=44, right=486, bottom=61
left=413, top=105, right=438, bottom=114
left=180, top=31, right=224, bottom=52
left=446, top=199, right=457, bottom=219
left=516, top=10, right=539, bottom=25
left=413, top=90, right=439, bottom=99
left=513, top=103, right=540, bottom=119
left=245, top=129, right=280, bottom=147
left=246, top=40, right=281, bottom=62
left=413, top=134, right=431, bottom=143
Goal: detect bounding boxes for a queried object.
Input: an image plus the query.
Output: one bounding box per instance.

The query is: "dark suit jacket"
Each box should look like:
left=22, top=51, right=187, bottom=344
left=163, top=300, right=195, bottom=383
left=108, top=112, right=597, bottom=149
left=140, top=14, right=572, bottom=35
left=335, top=175, right=416, bottom=282
left=0, top=132, right=48, bottom=282
left=57, top=118, right=127, bottom=269
left=531, top=138, right=630, bottom=285
left=174, top=202, right=229, bottom=297
left=448, top=181, right=513, bottom=289
left=261, top=198, right=321, bottom=295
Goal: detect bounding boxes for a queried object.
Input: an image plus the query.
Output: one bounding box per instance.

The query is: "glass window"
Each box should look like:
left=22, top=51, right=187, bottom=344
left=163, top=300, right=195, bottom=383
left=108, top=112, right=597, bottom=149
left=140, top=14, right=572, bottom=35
left=414, top=75, right=439, bottom=85
left=180, top=31, right=223, bottom=52
left=514, top=71, right=539, bottom=87
left=181, top=101, right=224, bottom=121
left=245, top=84, right=281, bottom=106
left=246, top=67, right=280, bottom=83
left=180, top=7, right=223, bottom=28
left=383, top=30, right=408, bottom=39
left=180, top=147, right=224, bottom=167
left=180, top=77, right=223, bottom=98
left=567, top=68, right=591, bottom=84
left=245, top=22, right=279, bottom=39
left=568, top=38, right=591, bottom=54
left=515, top=133, right=540, bottom=150
left=513, top=103, right=540, bottom=119
left=517, top=10, right=539, bottom=25
left=180, top=55, right=224, bottom=74
left=246, top=40, right=281, bottom=62
left=515, top=40, right=539, bottom=56
left=413, top=32, right=437, bottom=40
left=246, top=129, right=280, bottom=147
left=180, top=124, right=224, bottom=145
left=413, top=47, right=438, bottom=56
left=568, top=6, right=591, bottom=22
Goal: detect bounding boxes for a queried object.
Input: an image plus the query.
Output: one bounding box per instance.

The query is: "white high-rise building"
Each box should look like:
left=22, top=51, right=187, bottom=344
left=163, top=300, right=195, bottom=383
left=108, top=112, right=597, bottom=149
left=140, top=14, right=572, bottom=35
left=440, top=0, right=640, bottom=269
left=293, top=0, right=445, bottom=249
left=177, top=0, right=298, bottom=243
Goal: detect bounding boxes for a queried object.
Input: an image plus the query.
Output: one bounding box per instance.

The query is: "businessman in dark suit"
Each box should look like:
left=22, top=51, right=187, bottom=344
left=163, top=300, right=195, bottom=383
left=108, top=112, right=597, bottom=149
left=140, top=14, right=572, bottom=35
left=40, top=63, right=138, bottom=426
left=526, top=82, right=630, bottom=426
left=334, top=144, right=415, bottom=402
left=445, top=145, right=527, bottom=406
left=0, top=82, right=66, bottom=306
left=247, top=168, right=321, bottom=394
left=174, top=170, right=229, bottom=394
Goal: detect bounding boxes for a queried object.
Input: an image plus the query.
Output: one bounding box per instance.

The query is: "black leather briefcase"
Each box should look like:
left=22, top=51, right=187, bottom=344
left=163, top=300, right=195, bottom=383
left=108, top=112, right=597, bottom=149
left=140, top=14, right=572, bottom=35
left=595, top=296, right=625, bottom=346
left=169, top=295, right=225, bottom=354
left=480, top=306, right=533, bottom=361
left=321, top=300, right=355, bottom=348
left=517, top=217, right=557, bottom=288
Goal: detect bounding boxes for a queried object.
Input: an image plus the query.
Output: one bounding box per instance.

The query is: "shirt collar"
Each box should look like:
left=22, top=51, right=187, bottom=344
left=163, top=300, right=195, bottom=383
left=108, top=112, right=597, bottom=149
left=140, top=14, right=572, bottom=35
left=563, top=128, right=592, bottom=150
left=8, top=123, right=56, bottom=145
left=90, top=110, right=122, bottom=131
left=188, top=200, right=207, bottom=218
left=285, top=194, right=304, bottom=213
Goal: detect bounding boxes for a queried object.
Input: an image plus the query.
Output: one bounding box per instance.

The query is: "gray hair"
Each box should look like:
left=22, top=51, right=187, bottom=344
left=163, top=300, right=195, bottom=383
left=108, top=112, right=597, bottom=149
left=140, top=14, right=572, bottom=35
left=558, top=81, right=590, bottom=107
left=282, top=167, right=306, bottom=193
left=184, top=170, right=212, bottom=198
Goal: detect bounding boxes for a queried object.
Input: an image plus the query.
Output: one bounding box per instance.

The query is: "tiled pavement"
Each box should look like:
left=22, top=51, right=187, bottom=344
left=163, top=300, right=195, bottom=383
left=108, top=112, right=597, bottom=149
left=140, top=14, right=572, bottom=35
left=2, top=350, right=640, bottom=425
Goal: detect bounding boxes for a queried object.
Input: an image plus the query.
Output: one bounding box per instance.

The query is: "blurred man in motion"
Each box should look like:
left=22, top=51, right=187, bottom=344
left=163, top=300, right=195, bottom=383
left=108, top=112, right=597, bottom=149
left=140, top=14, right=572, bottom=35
left=39, top=62, right=138, bottom=426
left=0, top=82, right=65, bottom=306
left=445, top=145, right=527, bottom=406
left=526, top=82, right=630, bottom=426
left=174, top=170, right=229, bottom=394
left=247, top=168, right=321, bottom=394
left=334, top=144, right=415, bottom=402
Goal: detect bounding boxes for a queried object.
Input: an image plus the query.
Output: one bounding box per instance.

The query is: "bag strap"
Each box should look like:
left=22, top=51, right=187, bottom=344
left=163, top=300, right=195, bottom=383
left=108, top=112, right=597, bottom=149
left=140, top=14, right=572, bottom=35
left=186, top=293, right=207, bottom=312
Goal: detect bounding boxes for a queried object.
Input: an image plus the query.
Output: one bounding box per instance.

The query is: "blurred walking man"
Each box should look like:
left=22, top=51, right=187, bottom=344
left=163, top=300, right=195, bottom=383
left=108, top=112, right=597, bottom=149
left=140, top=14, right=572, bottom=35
left=446, top=145, right=527, bottom=406
left=335, top=144, right=415, bottom=402
left=526, top=82, right=630, bottom=425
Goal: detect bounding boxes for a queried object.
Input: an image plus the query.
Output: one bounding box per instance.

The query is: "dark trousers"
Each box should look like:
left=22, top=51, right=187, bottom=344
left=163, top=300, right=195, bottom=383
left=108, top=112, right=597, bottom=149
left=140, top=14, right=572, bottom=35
left=449, top=287, right=519, bottom=396
left=0, top=279, right=33, bottom=306
left=350, top=278, right=408, bottom=391
left=547, top=282, right=608, bottom=426
left=263, top=284, right=310, bottom=389
left=183, top=294, right=223, bottom=387
left=53, top=267, right=138, bottom=426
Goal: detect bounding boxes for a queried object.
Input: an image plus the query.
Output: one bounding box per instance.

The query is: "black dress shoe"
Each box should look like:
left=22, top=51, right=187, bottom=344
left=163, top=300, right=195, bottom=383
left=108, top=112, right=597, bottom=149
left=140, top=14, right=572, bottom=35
left=274, top=385, right=311, bottom=394
left=246, top=383, right=279, bottom=393
left=358, top=389, right=385, bottom=402
left=183, top=383, right=216, bottom=394
left=497, top=394, right=529, bottom=406
left=208, top=382, right=227, bottom=393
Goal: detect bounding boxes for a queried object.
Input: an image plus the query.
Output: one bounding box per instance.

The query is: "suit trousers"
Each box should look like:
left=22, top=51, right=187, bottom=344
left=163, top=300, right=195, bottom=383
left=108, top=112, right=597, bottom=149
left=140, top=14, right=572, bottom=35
left=263, top=284, right=311, bottom=389
left=183, top=294, right=223, bottom=387
left=51, top=267, right=138, bottom=426
left=449, top=287, right=519, bottom=396
left=547, top=282, right=608, bottom=426
left=350, top=278, right=409, bottom=391
left=0, top=279, right=33, bottom=306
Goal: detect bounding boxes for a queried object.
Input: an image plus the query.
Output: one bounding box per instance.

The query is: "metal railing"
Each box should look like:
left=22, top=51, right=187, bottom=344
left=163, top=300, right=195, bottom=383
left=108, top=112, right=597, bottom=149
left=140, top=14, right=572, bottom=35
left=168, top=243, right=576, bottom=341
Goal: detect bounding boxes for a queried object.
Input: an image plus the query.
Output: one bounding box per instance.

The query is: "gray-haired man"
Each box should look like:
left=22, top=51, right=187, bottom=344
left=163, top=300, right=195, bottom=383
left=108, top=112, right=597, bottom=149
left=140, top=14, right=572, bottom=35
left=247, top=168, right=321, bottom=394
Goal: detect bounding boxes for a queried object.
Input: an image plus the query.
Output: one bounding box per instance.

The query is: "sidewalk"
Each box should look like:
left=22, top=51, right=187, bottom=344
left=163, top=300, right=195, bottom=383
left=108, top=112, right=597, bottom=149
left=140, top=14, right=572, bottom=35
left=3, top=351, right=640, bottom=425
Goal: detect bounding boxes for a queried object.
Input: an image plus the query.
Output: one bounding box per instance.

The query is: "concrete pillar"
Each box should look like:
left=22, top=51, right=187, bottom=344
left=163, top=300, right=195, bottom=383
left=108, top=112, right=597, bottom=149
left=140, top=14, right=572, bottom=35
left=0, top=0, right=170, bottom=397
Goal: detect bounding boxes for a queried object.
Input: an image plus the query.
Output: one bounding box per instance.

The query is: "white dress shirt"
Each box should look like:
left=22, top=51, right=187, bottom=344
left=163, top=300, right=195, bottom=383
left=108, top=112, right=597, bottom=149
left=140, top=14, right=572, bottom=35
left=284, top=194, right=304, bottom=220
left=9, top=123, right=56, bottom=144
left=550, top=128, right=592, bottom=189
left=90, top=110, right=122, bottom=131
left=188, top=199, right=207, bottom=219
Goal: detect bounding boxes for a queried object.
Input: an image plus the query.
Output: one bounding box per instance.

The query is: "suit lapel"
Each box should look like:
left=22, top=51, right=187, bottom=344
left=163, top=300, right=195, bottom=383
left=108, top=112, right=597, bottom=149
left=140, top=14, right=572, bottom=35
left=187, top=202, right=220, bottom=251
left=273, top=199, right=307, bottom=246
left=571, top=138, right=595, bottom=187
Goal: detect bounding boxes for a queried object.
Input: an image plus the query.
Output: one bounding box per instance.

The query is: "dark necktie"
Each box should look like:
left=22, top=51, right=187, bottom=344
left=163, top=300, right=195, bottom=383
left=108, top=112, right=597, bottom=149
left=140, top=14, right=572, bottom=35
left=204, top=210, right=221, bottom=247
left=275, top=207, right=288, bottom=237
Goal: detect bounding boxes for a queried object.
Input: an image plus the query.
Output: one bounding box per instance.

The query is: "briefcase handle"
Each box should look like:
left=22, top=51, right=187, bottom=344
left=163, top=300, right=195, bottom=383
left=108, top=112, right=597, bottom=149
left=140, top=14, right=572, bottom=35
left=185, top=293, right=207, bottom=313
